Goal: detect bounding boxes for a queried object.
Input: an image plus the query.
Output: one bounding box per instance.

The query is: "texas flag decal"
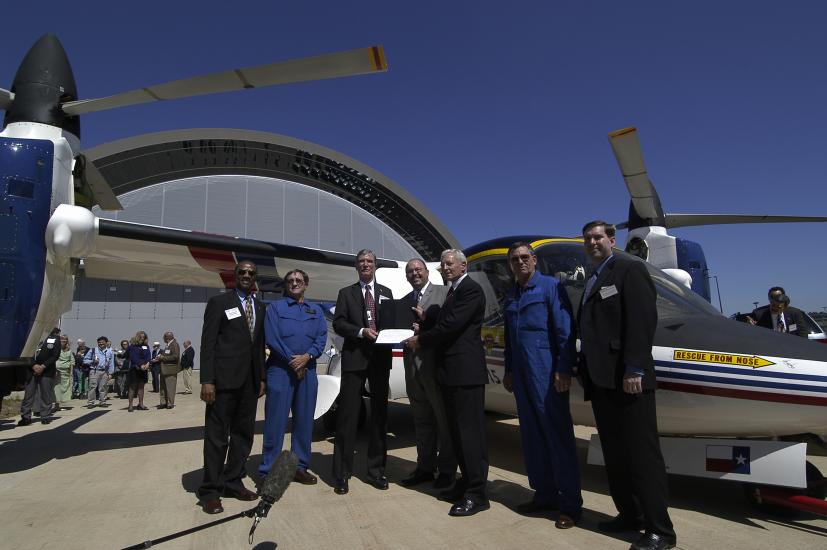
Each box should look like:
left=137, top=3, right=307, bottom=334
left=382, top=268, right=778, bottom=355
left=706, top=445, right=750, bottom=474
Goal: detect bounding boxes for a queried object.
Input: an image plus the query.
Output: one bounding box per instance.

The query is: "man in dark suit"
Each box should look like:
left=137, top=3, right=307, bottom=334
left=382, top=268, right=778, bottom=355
left=18, top=327, right=61, bottom=426
left=180, top=340, right=195, bottom=394
left=399, top=259, right=456, bottom=489
left=331, top=249, right=394, bottom=495
left=750, top=287, right=809, bottom=337
left=578, top=221, right=675, bottom=550
left=405, top=249, right=489, bottom=517
left=197, top=261, right=266, bottom=514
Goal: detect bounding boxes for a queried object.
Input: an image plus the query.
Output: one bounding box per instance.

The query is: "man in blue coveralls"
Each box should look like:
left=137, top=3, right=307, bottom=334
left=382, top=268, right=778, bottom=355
left=260, top=269, right=328, bottom=485
left=503, top=242, right=582, bottom=529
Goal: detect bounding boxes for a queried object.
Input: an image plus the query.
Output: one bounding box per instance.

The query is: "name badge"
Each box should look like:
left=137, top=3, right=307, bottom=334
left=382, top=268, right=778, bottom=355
left=142, top=345, right=148, bottom=350
left=164, top=349, right=171, bottom=354
left=599, top=285, right=618, bottom=299
left=225, top=307, right=242, bottom=320
left=46, top=338, right=56, bottom=344
left=789, top=324, right=797, bottom=332
left=379, top=295, right=390, bottom=303
left=304, top=306, right=315, bottom=315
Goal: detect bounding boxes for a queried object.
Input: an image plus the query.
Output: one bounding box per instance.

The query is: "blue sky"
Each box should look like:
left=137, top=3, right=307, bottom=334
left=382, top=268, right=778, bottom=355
left=3, top=1, right=826, bottom=314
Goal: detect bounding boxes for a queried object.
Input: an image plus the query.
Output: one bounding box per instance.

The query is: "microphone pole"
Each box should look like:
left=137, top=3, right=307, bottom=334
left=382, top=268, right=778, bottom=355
left=121, top=451, right=298, bottom=549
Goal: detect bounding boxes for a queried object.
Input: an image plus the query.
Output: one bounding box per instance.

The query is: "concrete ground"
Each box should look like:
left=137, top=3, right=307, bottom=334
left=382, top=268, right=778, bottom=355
left=1, top=382, right=825, bottom=550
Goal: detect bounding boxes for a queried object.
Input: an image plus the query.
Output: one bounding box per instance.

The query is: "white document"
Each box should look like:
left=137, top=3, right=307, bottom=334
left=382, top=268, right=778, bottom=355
left=375, top=329, right=414, bottom=345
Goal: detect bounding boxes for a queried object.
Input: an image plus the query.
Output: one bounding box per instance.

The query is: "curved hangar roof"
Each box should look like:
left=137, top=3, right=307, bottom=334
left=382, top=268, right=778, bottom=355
left=86, top=128, right=459, bottom=261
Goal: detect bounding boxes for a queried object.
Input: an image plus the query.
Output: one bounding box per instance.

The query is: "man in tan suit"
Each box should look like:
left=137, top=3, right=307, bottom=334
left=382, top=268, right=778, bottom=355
left=157, top=331, right=181, bottom=409
left=400, top=259, right=456, bottom=489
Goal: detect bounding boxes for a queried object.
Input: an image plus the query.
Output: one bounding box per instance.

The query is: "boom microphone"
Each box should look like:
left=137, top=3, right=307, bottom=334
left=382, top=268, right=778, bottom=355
left=247, top=450, right=298, bottom=544
left=258, top=450, right=299, bottom=514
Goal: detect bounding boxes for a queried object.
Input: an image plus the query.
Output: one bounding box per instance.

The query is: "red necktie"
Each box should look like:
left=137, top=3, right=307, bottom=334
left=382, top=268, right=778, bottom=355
left=365, top=284, right=377, bottom=331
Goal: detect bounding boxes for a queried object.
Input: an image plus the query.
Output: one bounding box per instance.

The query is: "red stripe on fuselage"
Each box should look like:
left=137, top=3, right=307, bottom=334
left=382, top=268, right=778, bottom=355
left=658, top=381, right=827, bottom=407
left=189, top=247, right=236, bottom=288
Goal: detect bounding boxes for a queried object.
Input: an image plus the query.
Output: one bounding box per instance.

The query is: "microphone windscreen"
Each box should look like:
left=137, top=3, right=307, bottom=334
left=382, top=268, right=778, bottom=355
left=260, top=450, right=299, bottom=503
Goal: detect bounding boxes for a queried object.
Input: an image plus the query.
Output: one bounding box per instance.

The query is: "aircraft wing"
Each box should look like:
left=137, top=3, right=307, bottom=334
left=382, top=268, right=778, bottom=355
left=77, top=216, right=398, bottom=301
left=664, top=213, right=827, bottom=229
left=0, top=88, right=13, bottom=110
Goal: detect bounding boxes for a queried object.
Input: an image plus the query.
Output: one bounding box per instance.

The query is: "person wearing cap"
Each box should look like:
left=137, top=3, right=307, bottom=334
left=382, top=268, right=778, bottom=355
left=84, top=336, right=115, bottom=407
left=750, top=287, right=808, bottom=337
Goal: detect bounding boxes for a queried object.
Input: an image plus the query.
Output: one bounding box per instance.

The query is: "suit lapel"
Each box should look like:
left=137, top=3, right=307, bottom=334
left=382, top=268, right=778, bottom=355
left=584, top=257, right=615, bottom=304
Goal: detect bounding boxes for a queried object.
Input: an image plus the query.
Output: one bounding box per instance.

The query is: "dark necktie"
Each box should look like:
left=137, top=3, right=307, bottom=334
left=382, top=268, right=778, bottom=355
left=446, top=285, right=454, bottom=300
left=583, top=271, right=598, bottom=304
left=776, top=313, right=785, bottom=332
left=365, top=284, right=377, bottom=331
left=245, top=296, right=254, bottom=338
left=413, top=290, right=421, bottom=304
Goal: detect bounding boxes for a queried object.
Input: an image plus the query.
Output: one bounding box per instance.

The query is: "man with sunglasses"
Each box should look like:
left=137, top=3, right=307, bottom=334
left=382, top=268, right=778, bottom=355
left=197, top=261, right=266, bottom=515
left=259, top=269, right=327, bottom=485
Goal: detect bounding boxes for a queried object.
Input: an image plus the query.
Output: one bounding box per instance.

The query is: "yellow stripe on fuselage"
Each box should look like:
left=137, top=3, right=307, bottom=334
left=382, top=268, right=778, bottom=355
left=466, top=237, right=583, bottom=263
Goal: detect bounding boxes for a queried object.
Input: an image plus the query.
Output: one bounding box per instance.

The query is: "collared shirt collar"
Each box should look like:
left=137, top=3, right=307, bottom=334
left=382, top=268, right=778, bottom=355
left=451, top=273, right=468, bottom=290
left=517, top=270, right=540, bottom=290
left=591, top=254, right=614, bottom=278
left=359, top=279, right=376, bottom=290
left=236, top=288, right=254, bottom=302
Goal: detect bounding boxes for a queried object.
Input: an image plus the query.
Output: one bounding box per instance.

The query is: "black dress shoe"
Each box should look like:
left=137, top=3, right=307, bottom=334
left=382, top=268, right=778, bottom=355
left=598, top=514, right=644, bottom=533
left=367, top=475, right=389, bottom=490
left=555, top=513, right=577, bottom=529
left=294, top=469, right=318, bottom=485
left=17, top=417, right=32, bottom=426
left=433, top=473, right=455, bottom=489
left=224, top=487, right=258, bottom=501
left=334, top=478, right=349, bottom=495
left=448, top=498, right=490, bottom=517
left=630, top=533, right=676, bottom=550
left=400, top=469, right=434, bottom=487
left=41, top=417, right=53, bottom=425
left=515, top=499, right=559, bottom=514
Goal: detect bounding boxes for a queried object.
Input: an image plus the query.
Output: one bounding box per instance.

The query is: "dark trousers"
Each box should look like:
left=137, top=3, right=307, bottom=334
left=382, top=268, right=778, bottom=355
left=591, top=386, right=675, bottom=540
left=150, top=364, right=160, bottom=392
left=197, top=372, right=258, bottom=501
left=441, top=384, right=488, bottom=502
left=405, top=363, right=456, bottom=475
left=332, top=367, right=389, bottom=480
left=20, top=374, right=55, bottom=419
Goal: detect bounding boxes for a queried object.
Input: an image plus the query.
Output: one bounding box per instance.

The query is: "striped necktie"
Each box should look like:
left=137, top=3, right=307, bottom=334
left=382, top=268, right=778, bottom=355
left=245, top=295, right=254, bottom=338
left=365, top=284, right=377, bottom=331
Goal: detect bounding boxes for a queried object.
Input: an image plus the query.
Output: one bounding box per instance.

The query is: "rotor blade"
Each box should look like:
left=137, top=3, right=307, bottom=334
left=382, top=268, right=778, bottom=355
left=608, top=127, right=665, bottom=225
left=665, top=213, right=827, bottom=229
left=0, top=87, right=14, bottom=110
left=84, top=158, right=123, bottom=210
left=61, top=45, right=388, bottom=116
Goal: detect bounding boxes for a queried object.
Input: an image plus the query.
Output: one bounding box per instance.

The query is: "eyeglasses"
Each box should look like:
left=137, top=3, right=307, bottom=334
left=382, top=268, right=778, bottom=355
left=286, top=278, right=305, bottom=285
left=237, top=269, right=257, bottom=276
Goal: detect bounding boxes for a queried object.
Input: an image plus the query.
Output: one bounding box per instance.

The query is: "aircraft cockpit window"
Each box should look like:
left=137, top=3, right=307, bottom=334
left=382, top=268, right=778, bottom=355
left=644, top=262, right=722, bottom=319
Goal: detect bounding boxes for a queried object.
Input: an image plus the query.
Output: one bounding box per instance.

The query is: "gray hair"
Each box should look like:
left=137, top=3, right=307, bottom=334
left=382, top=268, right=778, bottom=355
left=440, top=249, right=466, bottom=263
left=355, top=249, right=376, bottom=262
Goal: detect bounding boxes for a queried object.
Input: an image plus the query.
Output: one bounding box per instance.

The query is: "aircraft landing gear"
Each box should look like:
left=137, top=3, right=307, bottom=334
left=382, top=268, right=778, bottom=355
left=744, top=461, right=827, bottom=516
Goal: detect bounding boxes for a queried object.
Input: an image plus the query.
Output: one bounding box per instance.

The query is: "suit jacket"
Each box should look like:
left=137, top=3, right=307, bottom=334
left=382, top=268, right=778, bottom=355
left=333, top=281, right=393, bottom=373
left=200, top=290, right=266, bottom=390
left=32, top=333, right=61, bottom=378
left=181, top=346, right=195, bottom=369
left=159, top=339, right=181, bottom=375
left=754, top=305, right=809, bottom=337
left=418, top=275, right=487, bottom=386
left=577, top=256, right=658, bottom=394
left=402, top=283, right=449, bottom=377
